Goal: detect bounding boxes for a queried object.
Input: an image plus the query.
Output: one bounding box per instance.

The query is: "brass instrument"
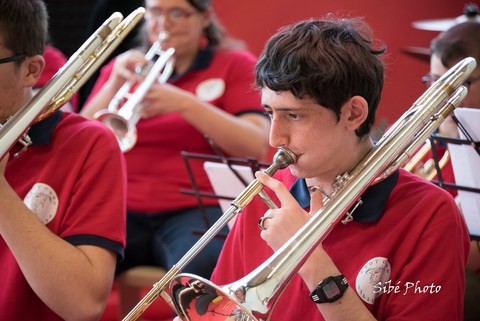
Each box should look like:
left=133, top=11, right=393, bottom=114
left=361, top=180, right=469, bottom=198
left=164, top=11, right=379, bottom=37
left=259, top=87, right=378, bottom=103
left=94, top=31, right=176, bottom=153
left=403, top=139, right=450, bottom=180
left=0, top=8, right=146, bottom=159
left=169, top=57, right=476, bottom=321
left=122, top=147, right=297, bottom=321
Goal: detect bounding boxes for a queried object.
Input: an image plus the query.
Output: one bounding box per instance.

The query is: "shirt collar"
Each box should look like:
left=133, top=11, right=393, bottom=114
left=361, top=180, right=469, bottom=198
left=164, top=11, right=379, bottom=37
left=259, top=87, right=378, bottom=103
left=290, top=169, right=399, bottom=222
left=27, top=110, right=62, bottom=145
left=169, top=45, right=214, bottom=81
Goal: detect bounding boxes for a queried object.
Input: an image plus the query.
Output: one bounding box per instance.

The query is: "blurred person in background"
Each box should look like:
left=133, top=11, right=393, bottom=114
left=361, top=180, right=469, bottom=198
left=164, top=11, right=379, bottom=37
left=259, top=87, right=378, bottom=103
left=80, top=0, right=270, bottom=314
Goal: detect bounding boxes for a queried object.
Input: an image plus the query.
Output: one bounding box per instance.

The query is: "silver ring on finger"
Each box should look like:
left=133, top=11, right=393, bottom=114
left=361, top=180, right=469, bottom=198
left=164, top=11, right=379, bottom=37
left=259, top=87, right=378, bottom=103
left=258, top=216, right=271, bottom=231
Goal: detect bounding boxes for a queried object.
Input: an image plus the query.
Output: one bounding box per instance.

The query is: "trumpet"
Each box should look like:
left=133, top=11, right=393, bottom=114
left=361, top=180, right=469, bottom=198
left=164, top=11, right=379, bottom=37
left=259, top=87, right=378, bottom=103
left=94, top=31, right=176, bottom=153
left=0, top=8, right=145, bottom=159
left=121, top=147, right=297, bottom=321
left=169, top=57, right=476, bottom=321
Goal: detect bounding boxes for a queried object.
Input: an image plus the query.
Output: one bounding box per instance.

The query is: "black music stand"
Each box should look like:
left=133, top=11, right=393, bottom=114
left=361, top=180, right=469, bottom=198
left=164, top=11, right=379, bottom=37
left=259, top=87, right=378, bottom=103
left=180, top=151, right=270, bottom=238
left=428, top=112, right=480, bottom=240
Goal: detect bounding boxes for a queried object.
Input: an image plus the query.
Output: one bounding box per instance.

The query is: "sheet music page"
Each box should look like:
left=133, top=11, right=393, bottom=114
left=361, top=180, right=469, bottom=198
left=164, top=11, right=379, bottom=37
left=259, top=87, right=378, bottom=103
left=448, top=107, right=480, bottom=238
left=203, top=162, right=256, bottom=229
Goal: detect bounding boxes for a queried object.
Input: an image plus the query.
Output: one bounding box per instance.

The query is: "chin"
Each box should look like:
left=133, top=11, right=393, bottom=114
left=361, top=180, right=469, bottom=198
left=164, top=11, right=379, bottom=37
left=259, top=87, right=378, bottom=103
left=288, top=165, right=309, bottom=179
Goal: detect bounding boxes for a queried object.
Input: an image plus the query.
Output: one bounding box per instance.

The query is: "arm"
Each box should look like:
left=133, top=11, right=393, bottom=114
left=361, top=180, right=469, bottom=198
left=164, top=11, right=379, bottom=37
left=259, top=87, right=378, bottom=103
left=142, top=83, right=270, bottom=159
left=80, top=49, right=148, bottom=119
left=467, top=240, right=480, bottom=271
left=256, top=172, right=377, bottom=321
left=82, top=50, right=270, bottom=160
left=0, top=155, right=116, bottom=321
left=256, top=171, right=468, bottom=321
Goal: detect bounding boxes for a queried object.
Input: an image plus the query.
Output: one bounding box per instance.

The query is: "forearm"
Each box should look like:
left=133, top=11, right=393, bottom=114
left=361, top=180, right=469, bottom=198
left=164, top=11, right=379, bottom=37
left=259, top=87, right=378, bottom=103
left=467, top=240, right=480, bottom=271
left=0, top=182, right=115, bottom=321
left=181, top=96, right=270, bottom=159
left=80, top=78, right=124, bottom=119
left=299, top=247, right=377, bottom=321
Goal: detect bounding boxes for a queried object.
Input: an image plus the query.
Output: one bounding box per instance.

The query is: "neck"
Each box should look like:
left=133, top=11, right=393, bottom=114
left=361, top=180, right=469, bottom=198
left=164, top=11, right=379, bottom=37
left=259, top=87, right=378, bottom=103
left=174, top=49, right=199, bottom=74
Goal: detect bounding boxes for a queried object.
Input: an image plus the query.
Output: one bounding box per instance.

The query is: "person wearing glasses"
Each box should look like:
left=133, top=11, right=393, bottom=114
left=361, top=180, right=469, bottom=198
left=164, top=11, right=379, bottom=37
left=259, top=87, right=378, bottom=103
left=415, top=22, right=480, bottom=198
left=423, top=22, right=480, bottom=138
left=80, top=0, right=270, bottom=306
left=0, top=1, right=127, bottom=320
left=420, top=21, right=480, bottom=321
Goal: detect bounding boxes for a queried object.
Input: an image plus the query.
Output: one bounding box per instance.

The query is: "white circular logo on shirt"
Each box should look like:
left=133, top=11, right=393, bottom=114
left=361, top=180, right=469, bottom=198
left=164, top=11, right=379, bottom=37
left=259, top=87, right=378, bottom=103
left=23, top=183, right=59, bottom=224
left=356, top=257, right=391, bottom=304
left=195, top=78, right=225, bottom=102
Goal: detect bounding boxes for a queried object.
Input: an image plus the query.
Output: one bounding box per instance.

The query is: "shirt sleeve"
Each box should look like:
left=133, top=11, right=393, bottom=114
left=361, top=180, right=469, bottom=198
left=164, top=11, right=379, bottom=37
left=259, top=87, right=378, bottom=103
left=53, top=114, right=127, bottom=259
left=217, top=50, right=263, bottom=116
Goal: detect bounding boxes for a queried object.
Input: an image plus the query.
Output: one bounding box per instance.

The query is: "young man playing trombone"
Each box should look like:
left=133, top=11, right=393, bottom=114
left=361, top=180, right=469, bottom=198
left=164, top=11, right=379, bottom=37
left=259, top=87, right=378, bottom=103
left=0, top=1, right=128, bottom=320
left=173, top=16, right=470, bottom=321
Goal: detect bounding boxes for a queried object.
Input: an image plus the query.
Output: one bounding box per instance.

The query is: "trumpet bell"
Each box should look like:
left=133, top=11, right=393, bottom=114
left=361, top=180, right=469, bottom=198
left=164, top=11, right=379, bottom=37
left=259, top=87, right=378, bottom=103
left=94, top=110, right=137, bottom=152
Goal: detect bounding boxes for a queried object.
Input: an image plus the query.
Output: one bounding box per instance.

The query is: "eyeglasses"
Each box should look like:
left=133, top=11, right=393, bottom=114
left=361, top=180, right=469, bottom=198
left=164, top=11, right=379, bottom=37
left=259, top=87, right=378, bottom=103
left=145, top=7, right=198, bottom=22
left=0, top=54, right=26, bottom=65
left=422, top=73, right=480, bottom=90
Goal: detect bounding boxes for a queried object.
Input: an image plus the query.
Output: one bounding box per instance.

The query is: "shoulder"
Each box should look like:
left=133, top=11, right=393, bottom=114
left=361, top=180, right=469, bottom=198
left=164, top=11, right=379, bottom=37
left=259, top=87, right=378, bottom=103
left=394, top=169, right=455, bottom=202
left=56, top=112, right=119, bottom=148
left=389, top=169, right=465, bottom=230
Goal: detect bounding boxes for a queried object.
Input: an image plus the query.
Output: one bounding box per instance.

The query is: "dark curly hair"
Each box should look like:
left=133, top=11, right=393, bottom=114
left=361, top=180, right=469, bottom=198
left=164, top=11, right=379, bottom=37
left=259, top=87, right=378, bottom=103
left=255, top=16, right=386, bottom=137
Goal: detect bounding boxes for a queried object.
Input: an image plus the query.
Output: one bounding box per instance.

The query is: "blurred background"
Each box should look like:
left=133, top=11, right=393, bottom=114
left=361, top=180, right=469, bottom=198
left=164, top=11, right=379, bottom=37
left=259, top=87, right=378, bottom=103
left=43, top=0, right=465, bottom=135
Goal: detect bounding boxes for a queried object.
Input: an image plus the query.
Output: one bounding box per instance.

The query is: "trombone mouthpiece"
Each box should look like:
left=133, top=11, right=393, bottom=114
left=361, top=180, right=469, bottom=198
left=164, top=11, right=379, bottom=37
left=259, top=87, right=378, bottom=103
left=273, top=147, right=297, bottom=169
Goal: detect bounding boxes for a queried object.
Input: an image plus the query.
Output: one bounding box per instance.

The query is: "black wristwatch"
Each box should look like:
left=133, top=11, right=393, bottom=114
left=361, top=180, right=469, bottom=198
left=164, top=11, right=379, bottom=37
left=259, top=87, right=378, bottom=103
left=309, top=275, right=349, bottom=303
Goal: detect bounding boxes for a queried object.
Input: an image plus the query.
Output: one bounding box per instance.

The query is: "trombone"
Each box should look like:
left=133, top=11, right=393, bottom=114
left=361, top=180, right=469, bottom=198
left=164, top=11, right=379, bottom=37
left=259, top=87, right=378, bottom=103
left=169, top=57, right=476, bottom=321
left=94, top=31, right=176, bottom=153
left=0, top=8, right=145, bottom=158
left=121, top=147, right=297, bottom=321
left=403, top=138, right=450, bottom=181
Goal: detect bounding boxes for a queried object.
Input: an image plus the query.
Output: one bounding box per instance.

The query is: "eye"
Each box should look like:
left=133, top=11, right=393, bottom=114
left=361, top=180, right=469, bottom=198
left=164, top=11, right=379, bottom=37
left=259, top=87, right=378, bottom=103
left=287, top=113, right=300, bottom=120
left=169, top=8, right=186, bottom=18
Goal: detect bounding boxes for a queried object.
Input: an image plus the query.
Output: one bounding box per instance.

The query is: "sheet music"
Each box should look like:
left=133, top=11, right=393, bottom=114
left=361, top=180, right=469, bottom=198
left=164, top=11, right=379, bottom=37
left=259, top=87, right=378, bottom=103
left=448, top=107, right=480, bottom=238
left=203, top=162, right=257, bottom=229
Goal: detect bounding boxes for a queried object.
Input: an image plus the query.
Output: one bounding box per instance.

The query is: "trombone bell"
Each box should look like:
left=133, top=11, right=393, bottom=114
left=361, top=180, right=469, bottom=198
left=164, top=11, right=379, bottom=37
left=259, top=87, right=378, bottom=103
left=172, top=274, right=258, bottom=321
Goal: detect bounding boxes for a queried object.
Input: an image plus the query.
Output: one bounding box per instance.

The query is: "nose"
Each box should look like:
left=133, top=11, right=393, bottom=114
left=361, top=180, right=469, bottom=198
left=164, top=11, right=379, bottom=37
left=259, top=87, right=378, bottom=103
left=268, top=118, right=289, bottom=149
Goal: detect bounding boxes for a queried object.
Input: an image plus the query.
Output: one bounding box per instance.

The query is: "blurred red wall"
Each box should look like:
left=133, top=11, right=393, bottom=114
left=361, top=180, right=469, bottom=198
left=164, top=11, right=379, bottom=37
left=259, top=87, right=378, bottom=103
left=213, top=0, right=465, bottom=131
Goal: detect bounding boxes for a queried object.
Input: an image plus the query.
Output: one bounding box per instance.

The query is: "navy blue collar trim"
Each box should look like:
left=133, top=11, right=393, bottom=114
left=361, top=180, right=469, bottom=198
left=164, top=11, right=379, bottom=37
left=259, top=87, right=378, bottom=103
left=169, top=45, right=214, bottom=81
left=28, top=110, right=62, bottom=145
left=290, top=169, right=399, bottom=222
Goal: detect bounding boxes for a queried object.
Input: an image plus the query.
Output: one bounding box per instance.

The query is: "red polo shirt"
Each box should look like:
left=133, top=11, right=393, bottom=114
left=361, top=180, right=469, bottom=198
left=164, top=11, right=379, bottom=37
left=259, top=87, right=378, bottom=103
left=0, top=111, right=126, bottom=320
left=211, top=168, right=469, bottom=320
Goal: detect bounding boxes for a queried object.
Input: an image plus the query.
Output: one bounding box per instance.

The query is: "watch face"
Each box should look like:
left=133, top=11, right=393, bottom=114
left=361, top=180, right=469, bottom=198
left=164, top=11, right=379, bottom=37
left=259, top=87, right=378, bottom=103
left=324, top=279, right=341, bottom=299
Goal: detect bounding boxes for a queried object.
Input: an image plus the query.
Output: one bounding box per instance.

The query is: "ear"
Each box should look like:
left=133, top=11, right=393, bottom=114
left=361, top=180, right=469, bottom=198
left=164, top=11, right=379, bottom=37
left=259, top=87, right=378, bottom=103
left=22, top=55, right=45, bottom=87
left=342, top=95, right=369, bottom=132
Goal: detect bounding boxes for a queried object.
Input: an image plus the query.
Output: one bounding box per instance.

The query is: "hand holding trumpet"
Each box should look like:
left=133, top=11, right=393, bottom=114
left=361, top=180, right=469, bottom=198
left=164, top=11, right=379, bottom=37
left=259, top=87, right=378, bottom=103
left=102, top=49, right=194, bottom=119
left=108, top=49, right=149, bottom=89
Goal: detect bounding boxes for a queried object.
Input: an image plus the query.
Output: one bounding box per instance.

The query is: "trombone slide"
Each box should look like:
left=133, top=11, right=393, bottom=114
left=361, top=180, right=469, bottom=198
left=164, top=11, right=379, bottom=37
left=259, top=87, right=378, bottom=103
left=121, top=147, right=297, bottom=321
left=0, top=8, right=146, bottom=158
